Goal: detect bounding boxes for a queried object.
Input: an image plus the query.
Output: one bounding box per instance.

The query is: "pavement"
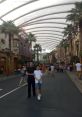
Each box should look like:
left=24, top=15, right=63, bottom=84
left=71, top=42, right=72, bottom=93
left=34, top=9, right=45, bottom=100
left=0, top=73, right=21, bottom=82
left=66, top=70, right=82, bottom=93
left=0, top=71, right=82, bottom=117
left=1, top=71, right=82, bottom=94
left=0, top=71, right=82, bottom=95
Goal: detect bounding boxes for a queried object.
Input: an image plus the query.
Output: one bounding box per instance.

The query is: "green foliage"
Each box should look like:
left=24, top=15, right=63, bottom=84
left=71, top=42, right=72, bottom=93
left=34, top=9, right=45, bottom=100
left=1, top=38, right=5, bottom=44
left=34, top=44, right=42, bottom=62
left=79, top=50, right=82, bottom=57
left=70, top=55, right=79, bottom=64
left=60, top=39, right=69, bottom=48
left=0, top=21, right=20, bottom=35
left=66, top=2, right=82, bottom=29
left=28, top=32, right=36, bottom=44
left=34, top=44, right=42, bottom=51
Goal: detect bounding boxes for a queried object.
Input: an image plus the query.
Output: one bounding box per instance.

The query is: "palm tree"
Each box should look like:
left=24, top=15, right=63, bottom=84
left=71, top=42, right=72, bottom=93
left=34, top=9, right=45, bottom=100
left=0, top=20, right=20, bottom=51
left=25, top=33, right=36, bottom=61
left=60, top=39, right=69, bottom=59
left=27, top=32, right=36, bottom=48
left=33, top=44, right=42, bottom=62
left=0, top=20, right=20, bottom=75
left=63, top=24, right=75, bottom=57
left=66, top=1, right=82, bottom=61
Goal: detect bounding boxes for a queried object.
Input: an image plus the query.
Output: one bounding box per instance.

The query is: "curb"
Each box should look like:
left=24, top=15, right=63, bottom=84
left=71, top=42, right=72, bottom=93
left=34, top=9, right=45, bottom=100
left=0, top=74, right=21, bottom=82
left=66, top=71, right=82, bottom=94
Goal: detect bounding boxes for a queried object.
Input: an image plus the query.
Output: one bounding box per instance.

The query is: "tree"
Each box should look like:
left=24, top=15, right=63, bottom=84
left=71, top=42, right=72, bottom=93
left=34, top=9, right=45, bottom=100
left=60, top=39, right=69, bottom=58
left=63, top=24, right=75, bottom=57
left=34, top=44, right=42, bottom=62
left=27, top=32, right=36, bottom=48
left=66, top=2, right=82, bottom=62
left=0, top=21, right=20, bottom=51
left=0, top=20, right=20, bottom=75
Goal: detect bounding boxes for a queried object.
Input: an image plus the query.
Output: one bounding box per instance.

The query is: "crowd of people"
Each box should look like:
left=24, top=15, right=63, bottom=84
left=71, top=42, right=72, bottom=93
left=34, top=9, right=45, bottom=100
left=18, top=62, right=58, bottom=101
left=17, top=60, right=82, bottom=101
left=18, top=62, right=44, bottom=101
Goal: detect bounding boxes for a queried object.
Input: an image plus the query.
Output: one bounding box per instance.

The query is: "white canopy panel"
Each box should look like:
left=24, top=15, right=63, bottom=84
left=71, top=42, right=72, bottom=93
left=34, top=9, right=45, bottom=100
left=0, top=0, right=81, bottom=52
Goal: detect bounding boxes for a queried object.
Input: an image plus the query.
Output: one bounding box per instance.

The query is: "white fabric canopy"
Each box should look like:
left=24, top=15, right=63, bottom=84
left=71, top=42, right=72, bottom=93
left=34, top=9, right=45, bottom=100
left=0, top=0, right=81, bottom=52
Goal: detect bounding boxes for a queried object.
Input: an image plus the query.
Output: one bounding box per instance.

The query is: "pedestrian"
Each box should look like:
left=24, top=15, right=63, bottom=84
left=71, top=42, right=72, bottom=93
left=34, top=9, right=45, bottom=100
left=75, top=60, right=82, bottom=79
left=34, top=65, right=43, bottom=101
left=26, top=62, right=36, bottom=98
left=19, top=65, right=26, bottom=86
left=59, top=64, right=63, bottom=72
left=50, top=64, right=55, bottom=74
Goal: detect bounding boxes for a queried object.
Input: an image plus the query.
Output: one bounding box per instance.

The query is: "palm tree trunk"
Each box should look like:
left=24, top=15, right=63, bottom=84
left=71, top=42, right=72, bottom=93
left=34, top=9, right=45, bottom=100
left=70, top=38, right=73, bottom=57
left=37, top=50, right=39, bottom=62
left=9, top=33, right=12, bottom=51
left=79, top=20, right=82, bottom=63
left=8, top=33, right=12, bottom=74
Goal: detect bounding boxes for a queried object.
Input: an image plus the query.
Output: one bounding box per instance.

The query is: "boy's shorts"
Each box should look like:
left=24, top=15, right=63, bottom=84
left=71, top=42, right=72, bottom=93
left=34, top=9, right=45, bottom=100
left=35, top=82, right=42, bottom=89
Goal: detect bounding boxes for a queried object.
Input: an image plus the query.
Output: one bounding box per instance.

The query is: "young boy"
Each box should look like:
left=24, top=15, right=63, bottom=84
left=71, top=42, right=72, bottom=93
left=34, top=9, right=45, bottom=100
left=34, top=66, right=43, bottom=100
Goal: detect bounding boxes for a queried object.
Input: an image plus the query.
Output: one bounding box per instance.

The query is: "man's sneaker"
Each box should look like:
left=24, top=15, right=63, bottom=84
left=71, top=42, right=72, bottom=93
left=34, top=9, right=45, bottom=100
left=37, top=95, right=41, bottom=101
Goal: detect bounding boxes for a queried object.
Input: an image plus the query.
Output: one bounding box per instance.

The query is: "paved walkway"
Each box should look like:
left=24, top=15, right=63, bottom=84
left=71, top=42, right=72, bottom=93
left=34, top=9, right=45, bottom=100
left=0, top=71, right=82, bottom=94
left=66, top=71, right=82, bottom=93
left=0, top=74, right=21, bottom=81
left=0, top=72, right=82, bottom=117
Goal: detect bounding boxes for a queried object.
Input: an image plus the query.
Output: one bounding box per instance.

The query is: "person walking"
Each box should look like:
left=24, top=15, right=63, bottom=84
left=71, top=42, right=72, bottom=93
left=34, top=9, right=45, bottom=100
left=50, top=64, right=55, bottom=75
left=19, top=65, right=26, bottom=86
left=75, top=60, right=82, bottom=79
left=34, top=65, right=43, bottom=101
left=26, top=62, right=36, bottom=98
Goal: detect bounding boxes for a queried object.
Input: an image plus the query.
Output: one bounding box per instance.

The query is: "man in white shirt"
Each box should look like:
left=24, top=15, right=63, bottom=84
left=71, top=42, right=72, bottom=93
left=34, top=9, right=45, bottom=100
left=51, top=65, right=54, bottom=72
left=34, top=66, right=43, bottom=100
left=50, top=64, right=55, bottom=76
left=75, top=61, right=82, bottom=79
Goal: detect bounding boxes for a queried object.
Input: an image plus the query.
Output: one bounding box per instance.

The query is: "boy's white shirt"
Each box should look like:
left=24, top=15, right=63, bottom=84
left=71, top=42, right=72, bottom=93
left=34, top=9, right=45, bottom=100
left=34, top=70, right=43, bottom=83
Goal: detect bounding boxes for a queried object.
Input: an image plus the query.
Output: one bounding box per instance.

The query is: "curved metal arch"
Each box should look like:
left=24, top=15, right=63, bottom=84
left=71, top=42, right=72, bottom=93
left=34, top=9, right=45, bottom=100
left=0, top=0, right=6, bottom=4
left=25, top=26, right=64, bottom=31
left=21, top=17, right=66, bottom=25
left=33, top=33, right=63, bottom=37
left=42, top=43, right=58, bottom=48
left=17, top=10, right=70, bottom=27
left=20, top=21, right=67, bottom=28
left=38, top=39, right=59, bottom=42
left=37, top=38, right=61, bottom=42
left=13, top=2, right=74, bottom=21
left=37, top=40, right=60, bottom=43
left=26, top=29, right=63, bottom=34
left=0, top=17, right=5, bottom=22
left=40, top=42, right=59, bottom=48
left=42, top=43, right=58, bottom=47
left=41, top=42, right=58, bottom=47
left=37, top=37, right=61, bottom=40
left=43, top=44, right=57, bottom=50
left=43, top=44, right=58, bottom=49
left=36, top=36, right=63, bottom=40
left=42, top=42, right=58, bottom=46
left=0, top=0, right=38, bottom=18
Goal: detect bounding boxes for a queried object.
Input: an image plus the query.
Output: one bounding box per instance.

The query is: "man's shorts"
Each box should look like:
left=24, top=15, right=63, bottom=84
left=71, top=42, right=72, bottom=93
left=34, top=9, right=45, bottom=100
left=35, top=82, right=42, bottom=89
left=21, top=73, right=26, bottom=77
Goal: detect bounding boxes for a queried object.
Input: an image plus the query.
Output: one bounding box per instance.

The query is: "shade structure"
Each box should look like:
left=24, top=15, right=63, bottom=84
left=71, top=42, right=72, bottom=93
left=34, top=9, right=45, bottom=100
left=0, top=0, right=81, bottom=52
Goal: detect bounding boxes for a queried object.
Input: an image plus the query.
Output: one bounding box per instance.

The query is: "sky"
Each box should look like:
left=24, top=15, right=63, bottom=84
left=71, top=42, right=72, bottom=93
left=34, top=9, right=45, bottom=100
left=0, top=0, right=82, bottom=53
